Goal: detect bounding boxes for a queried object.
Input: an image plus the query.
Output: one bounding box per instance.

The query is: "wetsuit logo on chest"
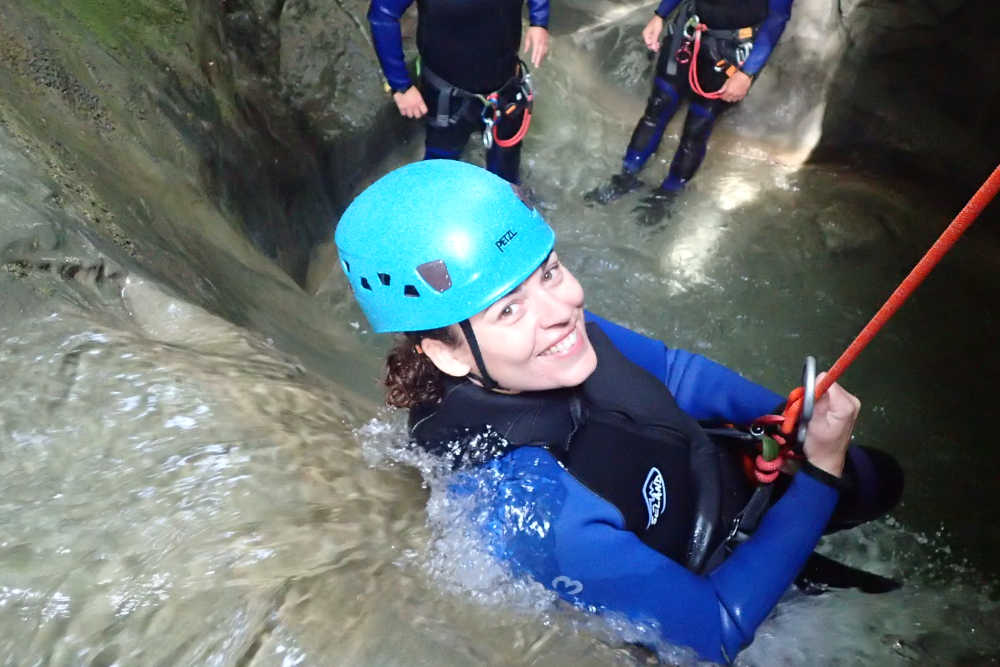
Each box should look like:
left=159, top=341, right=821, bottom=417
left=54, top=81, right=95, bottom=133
left=643, top=467, right=666, bottom=528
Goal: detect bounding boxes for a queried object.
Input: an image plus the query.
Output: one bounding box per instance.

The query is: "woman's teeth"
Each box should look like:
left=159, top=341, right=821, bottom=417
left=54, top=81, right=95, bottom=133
left=541, top=330, right=577, bottom=356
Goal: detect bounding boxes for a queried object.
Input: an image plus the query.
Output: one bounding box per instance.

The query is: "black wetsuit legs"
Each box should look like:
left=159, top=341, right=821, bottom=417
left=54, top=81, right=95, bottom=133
left=660, top=99, right=727, bottom=191
left=620, top=34, right=733, bottom=191
left=486, top=111, right=523, bottom=184
left=623, top=78, right=681, bottom=174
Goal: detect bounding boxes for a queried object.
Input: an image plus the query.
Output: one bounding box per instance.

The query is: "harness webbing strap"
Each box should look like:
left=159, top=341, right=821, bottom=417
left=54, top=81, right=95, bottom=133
left=664, top=6, right=691, bottom=77
left=734, top=483, right=773, bottom=535
left=422, top=65, right=476, bottom=128
left=700, top=475, right=774, bottom=572
left=704, top=25, right=756, bottom=41
left=421, top=63, right=527, bottom=131
left=664, top=2, right=756, bottom=90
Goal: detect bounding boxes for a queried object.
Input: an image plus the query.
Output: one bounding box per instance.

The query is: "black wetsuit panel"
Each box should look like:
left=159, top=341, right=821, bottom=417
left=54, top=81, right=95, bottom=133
left=411, top=323, right=746, bottom=571
left=417, top=0, right=523, bottom=92
left=695, top=0, right=769, bottom=30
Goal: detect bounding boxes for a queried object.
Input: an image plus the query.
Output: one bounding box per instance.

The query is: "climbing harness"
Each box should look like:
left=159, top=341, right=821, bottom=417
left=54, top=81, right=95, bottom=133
left=664, top=3, right=756, bottom=100
left=420, top=61, right=534, bottom=150
left=746, top=163, right=1000, bottom=483
left=685, top=20, right=755, bottom=99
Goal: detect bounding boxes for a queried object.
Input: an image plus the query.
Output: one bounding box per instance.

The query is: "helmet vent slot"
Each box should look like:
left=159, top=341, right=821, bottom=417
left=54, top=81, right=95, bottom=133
left=360, top=277, right=372, bottom=290
left=343, top=260, right=351, bottom=273
left=416, top=259, right=452, bottom=293
left=403, top=285, right=420, bottom=297
left=378, top=273, right=391, bottom=286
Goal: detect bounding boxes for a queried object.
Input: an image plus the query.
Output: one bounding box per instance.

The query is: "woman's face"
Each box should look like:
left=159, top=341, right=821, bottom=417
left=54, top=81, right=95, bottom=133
left=463, top=252, right=598, bottom=392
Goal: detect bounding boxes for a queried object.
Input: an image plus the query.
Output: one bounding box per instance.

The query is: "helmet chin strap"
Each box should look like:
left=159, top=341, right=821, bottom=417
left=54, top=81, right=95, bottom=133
left=458, top=319, right=501, bottom=391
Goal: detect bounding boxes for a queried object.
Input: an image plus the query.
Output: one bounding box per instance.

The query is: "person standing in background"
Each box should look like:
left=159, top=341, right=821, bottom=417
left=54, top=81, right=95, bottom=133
left=368, top=0, right=550, bottom=184
left=586, top=0, right=793, bottom=222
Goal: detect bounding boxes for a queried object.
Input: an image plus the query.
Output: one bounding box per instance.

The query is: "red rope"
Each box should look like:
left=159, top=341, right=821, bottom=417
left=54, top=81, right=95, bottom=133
left=753, top=163, right=1000, bottom=483
left=493, top=96, right=533, bottom=148
left=815, top=162, right=1000, bottom=399
left=687, top=26, right=726, bottom=100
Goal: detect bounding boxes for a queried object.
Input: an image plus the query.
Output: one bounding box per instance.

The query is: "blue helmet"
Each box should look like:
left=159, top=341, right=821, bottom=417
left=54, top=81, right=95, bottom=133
left=335, top=160, right=555, bottom=333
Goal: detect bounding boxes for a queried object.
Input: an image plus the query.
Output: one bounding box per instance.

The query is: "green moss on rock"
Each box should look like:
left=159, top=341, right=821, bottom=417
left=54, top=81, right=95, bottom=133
left=37, top=0, right=189, bottom=54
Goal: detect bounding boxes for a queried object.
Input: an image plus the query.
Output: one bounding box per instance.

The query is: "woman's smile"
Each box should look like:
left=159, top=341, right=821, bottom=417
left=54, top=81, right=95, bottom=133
left=538, top=322, right=584, bottom=357
left=459, top=254, right=598, bottom=392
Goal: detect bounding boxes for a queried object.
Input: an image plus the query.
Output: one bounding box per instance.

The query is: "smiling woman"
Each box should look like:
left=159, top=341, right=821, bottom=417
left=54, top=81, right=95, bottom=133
left=420, top=251, right=597, bottom=392
left=334, top=160, right=903, bottom=663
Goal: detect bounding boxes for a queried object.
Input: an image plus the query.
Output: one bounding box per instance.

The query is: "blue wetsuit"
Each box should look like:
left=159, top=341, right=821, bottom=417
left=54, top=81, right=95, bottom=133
left=415, top=313, right=846, bottom=663
left=624, top=0, right=794, bottom=191
left=367, top=0, right=549, bottom=183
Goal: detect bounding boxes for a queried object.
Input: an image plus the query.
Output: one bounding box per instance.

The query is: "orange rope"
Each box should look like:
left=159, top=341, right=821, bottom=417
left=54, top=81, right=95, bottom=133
left=493, top=102, right=532, bottom=148
left=815, top=162, right=1000, bottom=400
left=687, top=26, right=726, bottom=100
left=755, top=163, right=1000, bottom=482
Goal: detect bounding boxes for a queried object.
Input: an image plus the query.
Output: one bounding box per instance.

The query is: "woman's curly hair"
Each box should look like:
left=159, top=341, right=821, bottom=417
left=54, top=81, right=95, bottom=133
left=384, top=326, right=459, bottom=408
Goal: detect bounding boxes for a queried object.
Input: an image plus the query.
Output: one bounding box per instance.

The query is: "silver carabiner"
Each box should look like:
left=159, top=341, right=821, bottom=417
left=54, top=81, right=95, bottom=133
left=482, top=118, right=495, bottom=149
left=480, top=98, right=497, bottom=149
left=683, top=14, right=700, bottom=40
left=735, top=42, right=753, bottom=66
left=797, top=356, right=816, bottom=445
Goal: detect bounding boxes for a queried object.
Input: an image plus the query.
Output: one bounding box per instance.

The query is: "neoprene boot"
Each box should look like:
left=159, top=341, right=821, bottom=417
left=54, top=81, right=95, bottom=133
left=584, top=170, right=643, bottom=205
left=632, top=187, right=679, bottom=226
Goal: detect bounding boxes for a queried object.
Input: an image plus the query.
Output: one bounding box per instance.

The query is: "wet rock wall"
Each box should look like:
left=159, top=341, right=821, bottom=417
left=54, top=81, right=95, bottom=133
left=812, top=0, right=1000, bottom=197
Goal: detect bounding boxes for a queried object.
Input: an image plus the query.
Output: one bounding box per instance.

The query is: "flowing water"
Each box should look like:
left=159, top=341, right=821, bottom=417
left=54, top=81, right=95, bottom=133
left=2, top=2, right=999, bottom=665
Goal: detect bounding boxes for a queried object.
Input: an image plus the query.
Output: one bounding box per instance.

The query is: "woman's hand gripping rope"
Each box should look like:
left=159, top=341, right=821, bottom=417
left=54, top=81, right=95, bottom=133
left=752, top=373, right=858, bottom=483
